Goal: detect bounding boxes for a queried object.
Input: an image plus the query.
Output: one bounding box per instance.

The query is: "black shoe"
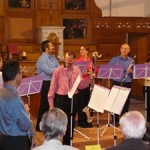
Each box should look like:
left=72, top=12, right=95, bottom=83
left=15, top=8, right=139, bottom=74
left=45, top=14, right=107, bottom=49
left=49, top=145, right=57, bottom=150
left=78, top=122, right=88, bottom=128
left=86, top=122, right=93, bottom=128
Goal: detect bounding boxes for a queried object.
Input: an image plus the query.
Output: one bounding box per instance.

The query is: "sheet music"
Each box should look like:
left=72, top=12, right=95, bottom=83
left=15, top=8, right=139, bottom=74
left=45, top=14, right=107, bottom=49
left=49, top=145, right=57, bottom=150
left=88, top=84, right=110, bottom=113
left=68, top=75, right=82, bottom=99
left=0, top=72, right=3, bottom=88
left=111, top=86, right=131, bottom=115
left=104, top=85, right=131, bottom=115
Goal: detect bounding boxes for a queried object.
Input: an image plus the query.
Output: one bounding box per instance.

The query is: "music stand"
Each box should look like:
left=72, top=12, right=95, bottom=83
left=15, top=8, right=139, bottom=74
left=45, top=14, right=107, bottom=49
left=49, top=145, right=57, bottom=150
left=104, top=85, right=131, bottom=146
left=133, top=63, right=150, bottom=122
left=88, top=84, right=110, bottom=144
left=18, top=75, right=44, bottom=117
left=97, top=64, right=123, bottom=138
left=74, top=61, right=90, bottom=74
left=68, top=75, right=90, bottom=146
left=73, top=61, right=91, bottom=140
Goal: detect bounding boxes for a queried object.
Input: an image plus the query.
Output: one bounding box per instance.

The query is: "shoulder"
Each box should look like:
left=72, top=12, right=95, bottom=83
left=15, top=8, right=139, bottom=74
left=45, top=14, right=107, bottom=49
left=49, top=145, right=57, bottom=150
left=63, top=145, right=79, bottom=150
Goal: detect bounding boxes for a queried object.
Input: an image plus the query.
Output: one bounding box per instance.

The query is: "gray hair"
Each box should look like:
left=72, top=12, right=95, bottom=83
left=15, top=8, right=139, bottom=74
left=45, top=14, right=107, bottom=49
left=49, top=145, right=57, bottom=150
left=120, top=111, right=146, bottom=138
left=40, top=108, right=68, bottom=141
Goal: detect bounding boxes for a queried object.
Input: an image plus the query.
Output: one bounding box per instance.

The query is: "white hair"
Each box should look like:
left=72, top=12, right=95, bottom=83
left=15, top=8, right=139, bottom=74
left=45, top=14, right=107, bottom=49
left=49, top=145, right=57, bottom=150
left=120, top=111, right=146, bottom=138
left=40, top=108, right=68, bottom=141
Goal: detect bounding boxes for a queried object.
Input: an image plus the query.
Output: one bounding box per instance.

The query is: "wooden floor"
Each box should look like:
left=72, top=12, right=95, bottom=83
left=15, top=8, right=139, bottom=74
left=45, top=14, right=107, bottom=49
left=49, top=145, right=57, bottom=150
left=33, top=98, right=145, bottom=150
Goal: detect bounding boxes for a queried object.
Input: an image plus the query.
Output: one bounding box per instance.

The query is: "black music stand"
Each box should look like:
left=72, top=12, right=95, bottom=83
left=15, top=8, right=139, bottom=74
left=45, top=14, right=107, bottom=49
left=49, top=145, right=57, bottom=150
left=133, top=63, right=150, bottom=122
left=97, top=64, right=123, bottom=140
left=18, top=75, right=44, bottom=117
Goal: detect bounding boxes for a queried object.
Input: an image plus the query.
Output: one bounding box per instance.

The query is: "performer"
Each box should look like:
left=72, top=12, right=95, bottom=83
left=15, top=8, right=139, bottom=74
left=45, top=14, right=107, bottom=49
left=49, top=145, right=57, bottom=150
left=108, top=43, right=134, bottom=126
left=144, top=51, right=150, bottom=123
left=76, top=45, right=97, bottom=128
left=48, top=50, right=91, bottom=145
left=36, top=40, right=59, bottom=131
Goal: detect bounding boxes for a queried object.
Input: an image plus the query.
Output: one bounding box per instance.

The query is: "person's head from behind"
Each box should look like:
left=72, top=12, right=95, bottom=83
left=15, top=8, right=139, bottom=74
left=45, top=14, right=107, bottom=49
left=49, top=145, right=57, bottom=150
left=120, top=111, right=146, bottom=139
left=41, top=40, right=55, bottom=55
left=40, top=108, right=68, bottom=141
left=2, top=61, right=22, bottom=86
left=64, top=50, right=76, bottom=68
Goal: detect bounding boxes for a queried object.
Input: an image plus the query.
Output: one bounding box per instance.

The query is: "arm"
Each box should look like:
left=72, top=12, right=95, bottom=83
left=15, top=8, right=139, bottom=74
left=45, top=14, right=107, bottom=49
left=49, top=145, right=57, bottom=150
left=48, top=70, right=58, bottom=109
left=36, top=56, right=59, bottom=77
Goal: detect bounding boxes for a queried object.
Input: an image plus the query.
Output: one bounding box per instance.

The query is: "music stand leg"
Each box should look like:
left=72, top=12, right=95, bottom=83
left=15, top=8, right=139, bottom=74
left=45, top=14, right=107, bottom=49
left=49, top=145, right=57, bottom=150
left=99, top=112, right=120, bottom=138
left=74, top=128, right=91, bottom=140
left=96, top=111, right=100, bottom=144
left=70, top=97, right=73, bottom=146
left=113, top=113, right=117, bottom=146
left=145, top=86, right=147, bottom=122
left=27, top=95, right=30, bottom=118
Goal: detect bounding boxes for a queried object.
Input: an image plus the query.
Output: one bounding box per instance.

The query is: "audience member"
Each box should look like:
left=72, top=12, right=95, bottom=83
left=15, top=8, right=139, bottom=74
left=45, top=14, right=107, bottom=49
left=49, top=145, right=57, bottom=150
left=36, top=40, right=59, bottom=131
left=106, top=111, right=150, bottom=150
left=48, top=50, right=91, bottom=145
left=33, top=108, right=79, bottom=150
left=0, top=61, right=38, bottom=150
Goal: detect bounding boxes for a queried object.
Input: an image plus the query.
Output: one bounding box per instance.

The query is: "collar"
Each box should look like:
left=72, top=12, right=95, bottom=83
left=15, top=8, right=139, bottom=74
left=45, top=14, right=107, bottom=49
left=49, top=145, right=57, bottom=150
left=4, top=83, right=18, bottom=94
left=43, top=139, right=62, bottom=146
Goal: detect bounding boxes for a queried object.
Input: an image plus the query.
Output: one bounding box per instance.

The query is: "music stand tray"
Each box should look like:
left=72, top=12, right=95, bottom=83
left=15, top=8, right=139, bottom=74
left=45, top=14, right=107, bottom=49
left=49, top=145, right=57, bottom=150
left=18, top=75, right=44, bottom=117
left=74, top=61, right=90, bottom=74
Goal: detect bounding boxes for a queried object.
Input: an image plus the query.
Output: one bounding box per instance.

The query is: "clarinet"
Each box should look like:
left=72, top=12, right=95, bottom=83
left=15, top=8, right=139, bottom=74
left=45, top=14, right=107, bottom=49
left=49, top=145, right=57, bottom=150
left=121, top=55, right=136, bottom=85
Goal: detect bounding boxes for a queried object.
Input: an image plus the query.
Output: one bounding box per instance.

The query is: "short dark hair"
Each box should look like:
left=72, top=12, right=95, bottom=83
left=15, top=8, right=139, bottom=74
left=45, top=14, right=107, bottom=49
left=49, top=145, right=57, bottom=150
left=2, top=61, right=20, bottom=82
left=67, top=50, right=76, bottom=59
left=41, top=40, right=51, bottom=52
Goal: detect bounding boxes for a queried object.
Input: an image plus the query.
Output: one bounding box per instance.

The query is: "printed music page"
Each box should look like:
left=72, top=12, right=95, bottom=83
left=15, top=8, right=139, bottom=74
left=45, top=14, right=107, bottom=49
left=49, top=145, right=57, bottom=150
left=104, top=86, right=120, bottom=112
left=88, top=84, right=110, bottom=113
left=104, top=85, right=131, bottom=115
left=111, top=86, right=131, bottom=115
left=68, top=75, right=82, bottom=99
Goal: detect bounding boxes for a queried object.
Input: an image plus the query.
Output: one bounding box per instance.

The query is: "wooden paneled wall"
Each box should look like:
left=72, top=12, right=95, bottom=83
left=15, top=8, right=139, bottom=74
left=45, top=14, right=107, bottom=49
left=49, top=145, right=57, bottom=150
left=0, top=0, right=150, bottom=100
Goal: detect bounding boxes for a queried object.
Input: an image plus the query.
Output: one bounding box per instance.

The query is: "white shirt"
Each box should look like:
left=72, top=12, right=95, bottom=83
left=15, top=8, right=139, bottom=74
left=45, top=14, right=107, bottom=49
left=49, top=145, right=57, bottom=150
left=32, top=139, right=79, bottom=150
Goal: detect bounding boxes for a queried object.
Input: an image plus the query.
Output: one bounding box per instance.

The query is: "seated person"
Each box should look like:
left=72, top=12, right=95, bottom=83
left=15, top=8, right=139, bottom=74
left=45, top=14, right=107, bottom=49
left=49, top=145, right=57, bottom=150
left=33, top=108, right=79, bottom=150
left=106, top=111, right=150, bottom=150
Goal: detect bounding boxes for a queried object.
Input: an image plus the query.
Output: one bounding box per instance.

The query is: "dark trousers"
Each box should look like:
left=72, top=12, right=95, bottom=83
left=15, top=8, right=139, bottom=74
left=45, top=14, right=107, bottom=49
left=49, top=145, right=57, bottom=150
left=54, top=93, right=78, bottom=145
left=0, top=135, right=30, bottom=150
left=36, top=81, right=50, bottom=130
left=144, top=86, right=150, bottom=122
left=112, top=81, right=131, bottom=124
left=78, top=87, right=90, bottom=124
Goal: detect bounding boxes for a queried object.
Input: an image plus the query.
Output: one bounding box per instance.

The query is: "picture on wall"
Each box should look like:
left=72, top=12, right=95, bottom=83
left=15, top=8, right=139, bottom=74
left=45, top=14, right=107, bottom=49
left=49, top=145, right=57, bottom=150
left=64, top=0, right=86, bottom=10
left=63, top=19, right=87, bottom=39
left=8, top=0, right=31, bottom=8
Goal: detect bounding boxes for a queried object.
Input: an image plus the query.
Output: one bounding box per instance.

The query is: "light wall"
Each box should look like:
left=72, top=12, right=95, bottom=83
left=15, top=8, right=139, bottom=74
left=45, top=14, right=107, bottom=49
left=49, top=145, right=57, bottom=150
left=94, top=0, right=149, bottom=17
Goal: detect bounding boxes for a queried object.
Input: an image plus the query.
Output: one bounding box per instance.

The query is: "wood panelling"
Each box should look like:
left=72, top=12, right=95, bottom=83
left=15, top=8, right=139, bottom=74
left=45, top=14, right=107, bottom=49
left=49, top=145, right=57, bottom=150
left=0, top=0, right=150, bottom=99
